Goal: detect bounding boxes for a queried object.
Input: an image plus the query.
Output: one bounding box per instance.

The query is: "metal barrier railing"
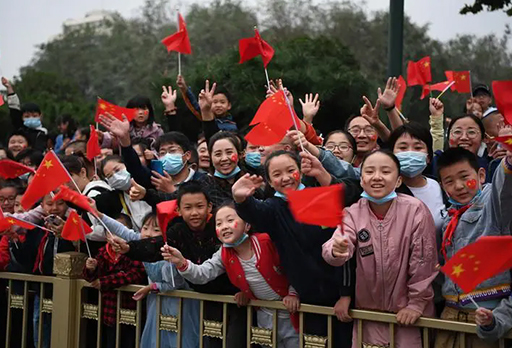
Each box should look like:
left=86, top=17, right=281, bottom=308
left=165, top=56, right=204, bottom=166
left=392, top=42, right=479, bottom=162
left=1, top=252, right=512, bottom=348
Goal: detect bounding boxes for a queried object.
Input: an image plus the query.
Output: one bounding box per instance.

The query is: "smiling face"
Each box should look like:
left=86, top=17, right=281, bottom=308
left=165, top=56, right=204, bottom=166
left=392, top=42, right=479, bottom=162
left=8, top=135, right=28, bottom=157
left=41, top=195, right=68, bottom=218
left=215, top=206, right=249, bottom=244
left=178, top=192, right=212, bottom=231
left=140, top=216, right=161, bottom=239
left=439, top=160, right=485, bottom=205
left=360, top=152, right=401, bottom=199
left=324, top=132, right=355, bottom=162
left=347, top=117, right=378, bottom=155
left=102, top=160, right=127, bottom=179
left=212, top=93, right=231, bottom=117
left=211, top=139, right=238, bottom=175
left=197, top=141, right=210, bottom=169
left=267, top=154, right=301, bottom=194
left=449, top=117, right=483, bottom=154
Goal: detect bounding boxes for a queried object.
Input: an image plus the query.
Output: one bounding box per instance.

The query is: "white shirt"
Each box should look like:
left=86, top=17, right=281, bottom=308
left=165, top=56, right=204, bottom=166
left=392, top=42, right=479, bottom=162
left=408, top=177, right=446, bottom=231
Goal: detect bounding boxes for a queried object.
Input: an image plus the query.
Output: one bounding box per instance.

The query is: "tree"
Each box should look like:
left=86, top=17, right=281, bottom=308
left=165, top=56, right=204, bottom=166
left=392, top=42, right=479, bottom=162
left=460, top=0, right=512, bottom=16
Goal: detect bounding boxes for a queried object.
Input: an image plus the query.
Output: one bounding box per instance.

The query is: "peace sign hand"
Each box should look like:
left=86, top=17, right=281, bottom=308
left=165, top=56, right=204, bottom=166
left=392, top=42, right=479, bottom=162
left=360, top=96, right=381, bottom=126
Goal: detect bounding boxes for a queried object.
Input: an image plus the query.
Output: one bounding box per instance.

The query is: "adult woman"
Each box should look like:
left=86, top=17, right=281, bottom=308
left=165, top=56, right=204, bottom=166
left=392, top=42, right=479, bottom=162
left=323, top=150, right=438, bottom=348
left=55, top=114, right=77, bottom=153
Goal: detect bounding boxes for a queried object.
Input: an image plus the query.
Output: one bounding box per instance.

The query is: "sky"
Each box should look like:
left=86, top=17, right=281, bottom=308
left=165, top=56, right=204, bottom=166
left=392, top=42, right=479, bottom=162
left=0, top=0, right=510, bottom=79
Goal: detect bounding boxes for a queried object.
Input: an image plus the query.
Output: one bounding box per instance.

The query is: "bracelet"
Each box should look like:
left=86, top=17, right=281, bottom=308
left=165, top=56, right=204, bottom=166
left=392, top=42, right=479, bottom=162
left=150, top=283, right=159, bottom=292
left=384, top=105, right=395, bottom=112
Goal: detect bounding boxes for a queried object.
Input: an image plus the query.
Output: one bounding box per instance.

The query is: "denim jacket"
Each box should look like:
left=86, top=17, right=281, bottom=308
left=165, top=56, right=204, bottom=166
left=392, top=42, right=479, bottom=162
left=318, top=148, right=360, bottom=180
left=441, top=159, right=512, bottom=307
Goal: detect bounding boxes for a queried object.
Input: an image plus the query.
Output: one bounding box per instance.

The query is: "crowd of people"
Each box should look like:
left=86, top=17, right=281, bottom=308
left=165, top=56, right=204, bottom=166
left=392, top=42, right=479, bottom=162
left=0, top=73, right=511, bottom=348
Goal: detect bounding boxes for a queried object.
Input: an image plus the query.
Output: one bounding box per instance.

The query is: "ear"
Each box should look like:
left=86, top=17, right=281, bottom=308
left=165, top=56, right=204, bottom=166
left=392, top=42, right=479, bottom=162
left=183, top=151, right=191, bottom=162
left=244, top=222, right=251, bottom=233
left=207, top=202, right=213, bottom=214
left=80, top=167, right=88, bottom=178
left=395, top=175, right=402, bottom=189
left=478, top=167, right=486, bottom=185
left=177, top=207, right=182, bottom=217
left=227, top=103, right=232, bottom=111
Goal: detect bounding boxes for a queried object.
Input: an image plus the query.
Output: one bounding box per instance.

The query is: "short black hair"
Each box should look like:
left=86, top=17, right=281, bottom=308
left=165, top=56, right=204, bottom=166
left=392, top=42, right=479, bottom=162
left=360, top=149, right=401, bottom=172
left=213, top=86, right=231, bottom=103
left=0, top=178, right=23, bottom=193
left=387, top=122, right=434, bottom=160
left=20, top=102, right=41, bottom=115
left=63, top=140, right=87, bottom=155
left=100, top=155, right=124, bottom=179
left=344, top=114, right=362, bottom=131
left=8, top=130, right=30, bottom=145
left=113, top=213, right=133, bottom=229
left=60, top=154, right=88, bottom=175
left=141, top=212, right=158, bottom=229
left=324, top=130, right=357, bottom=154
left=437, top=147, right=479, bottom=180
left=447, top=114, right=485, bottom=141
left=188, top=145, right=199, bottom=166
left=126, top=95, right=155, bottom=124
left=207, top=131, right=242, bottom=156
left=177, top=181, right=211, bottom=206
left=155, top=132, right=192, bottom=153
left=15, top=149, right=44, bottom=167
left=263, top=150, right=300, bottom=182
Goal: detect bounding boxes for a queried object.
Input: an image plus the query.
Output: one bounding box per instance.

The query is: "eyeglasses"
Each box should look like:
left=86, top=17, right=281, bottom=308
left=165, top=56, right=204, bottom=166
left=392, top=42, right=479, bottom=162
left=450, top=128, right=480, bottom=139
left=159, top=148, right=183, bottom=156
left=348, top=126, right=376, bottom=136
left=325, top=143, right=352, bottom=152
left=0, top=196, right=16, bottom=204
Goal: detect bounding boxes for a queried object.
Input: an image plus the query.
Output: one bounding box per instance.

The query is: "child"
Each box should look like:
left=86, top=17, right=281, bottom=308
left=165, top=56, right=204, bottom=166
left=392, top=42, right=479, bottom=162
left=475, top=298, right=512, bottom=341
left=83, top=239, right=146, bottom=348
left=434, top=144, right=512, bottom=348
left=93, top=205, right=199, bottom=348
left=322, top=150, right=438, bottom=348
left=162, top=202, right=300, bottom=348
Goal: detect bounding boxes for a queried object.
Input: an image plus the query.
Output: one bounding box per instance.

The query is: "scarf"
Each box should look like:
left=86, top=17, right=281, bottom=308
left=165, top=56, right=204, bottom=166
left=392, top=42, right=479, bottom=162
left=33, top=231, right=49, bottom=273
left=441, top=205, right=472, bottom=260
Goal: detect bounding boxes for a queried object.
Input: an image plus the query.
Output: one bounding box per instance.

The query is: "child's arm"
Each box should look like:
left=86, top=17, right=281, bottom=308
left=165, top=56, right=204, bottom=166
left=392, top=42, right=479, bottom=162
left=428, top=98, right=445, bottom=152
left=82, top=257, right=100, bottom=282
left=98, top=260, right=146, bottom=291
left=322, top=216, right=357, bottom=267
left=101, top=214, right=141, bottom=242
left=476, top=297, right=512, bottom=341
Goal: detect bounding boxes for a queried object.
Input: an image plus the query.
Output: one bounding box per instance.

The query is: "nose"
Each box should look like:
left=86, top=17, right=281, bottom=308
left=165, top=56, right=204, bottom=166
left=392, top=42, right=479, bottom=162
left=459, top=131, right=469, bottom=140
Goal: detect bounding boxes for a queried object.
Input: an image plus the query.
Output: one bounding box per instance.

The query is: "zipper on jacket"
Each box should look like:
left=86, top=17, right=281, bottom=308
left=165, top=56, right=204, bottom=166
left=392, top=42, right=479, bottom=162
left=377, top=222, right=386, bottom=309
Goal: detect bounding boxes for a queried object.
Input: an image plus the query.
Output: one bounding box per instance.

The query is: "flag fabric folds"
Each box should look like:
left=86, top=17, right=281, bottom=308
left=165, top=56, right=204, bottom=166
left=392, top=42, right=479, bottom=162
left=239, top=29, right=275, bottom=68
left=156, top=200, right=179, bottom=242
left=95, top=98, right=137, bottom=123
left=21, top=151, right=70, bottom=210
left=287, top=184, right=344, bottom=228
left=407, top=57, right=432, bottom=86
left=86, top=125, right=102, bottom=160
left=421, top=81, right=452, bottom=100
left=161, top=13, right=192, bottom=54
left=492, top=81, right=512, bottom=125
left=441, top=236, right=512, bottom=293
left=0, top=159, right=34, bottom=179
left=445, top=71, right=471, bottom=93
left=53, top=185, right=94, bottom=213
left=396, top=76, right=407, bottom=110
left=494, top=135, right=512, bottom=152
left=0, top=215, right=36, bottom=232
left=61, top=210, right=92, bottom=242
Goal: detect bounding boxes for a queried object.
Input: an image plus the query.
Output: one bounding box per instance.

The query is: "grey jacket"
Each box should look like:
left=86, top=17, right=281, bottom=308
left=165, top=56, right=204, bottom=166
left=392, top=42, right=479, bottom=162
left=318, top=148, right=360, bottom=180
left=441, top=159, right=512, bottom=306
left=477, top=296, right=512, bottom=340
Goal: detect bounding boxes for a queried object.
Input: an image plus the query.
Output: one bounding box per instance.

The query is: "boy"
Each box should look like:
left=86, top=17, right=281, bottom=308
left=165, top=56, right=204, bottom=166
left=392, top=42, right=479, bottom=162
left=110, top=181, right=246, bottom=348
left=434, top=146, right=512, bottom=348
left=475, top=299, right=512, bottom=341
left=2, top=77, right=48, bottom=152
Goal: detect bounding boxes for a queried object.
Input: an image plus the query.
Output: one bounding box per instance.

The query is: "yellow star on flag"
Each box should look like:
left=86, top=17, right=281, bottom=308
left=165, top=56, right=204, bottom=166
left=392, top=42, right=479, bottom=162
left=505, top=139, right=512, bottom=145
left=451, top=264, right=465, bottom=277
left=72, top=218, right=78, bottom=225
left=460, top=75, right=466, bottom=80
left=7, top=219, right=15, bottom=224
left=43, top=160, right=53, bottom=170
left=424, top=61, right=430, bottom=67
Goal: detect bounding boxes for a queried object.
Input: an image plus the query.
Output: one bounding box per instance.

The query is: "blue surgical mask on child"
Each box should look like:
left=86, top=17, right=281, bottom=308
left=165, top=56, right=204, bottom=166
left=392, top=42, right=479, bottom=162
left=274, top=183, right=306, bottom=200
left=107, top=170, right=132, bottom=191
left=245, top=152, right=261, bottom=168
left=223, top=233, right=249, bottom=248
left=23, top=117, right=42, bottom=129
left=214, top=166, right=241, bottom=179
left=160, top=153, right=185, bottom=175
left=395, top=151, right=428, bottom=178
left=361, top=190, right=398, bottom=205
left=448, top=188, right=483, bottom=208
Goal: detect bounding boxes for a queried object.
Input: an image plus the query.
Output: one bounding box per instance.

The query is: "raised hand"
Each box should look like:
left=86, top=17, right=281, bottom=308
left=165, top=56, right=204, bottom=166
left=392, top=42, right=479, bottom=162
left=299, top=93, right=320, bottom=123
left=360, top=96, right=381, bottom=126
left=161, top=86, right=177, bottom=111
left=377, top=77, right=399, bottom=110
left=231, top=174, right=264, bottom=203
left=129, top=179, right=147, bottom=201
left=300, top=151, right=328, bottom=183
left=160, top=244, right=186, bottom=268
left=429, top=98, right=444, bottom=117
left=176, top=75, right=188, bottom=92
left=198, top=80, right=217, bottom=120
left=1, top=77, right=14, bottom=94
left=99, top=112, right=131, bottom=147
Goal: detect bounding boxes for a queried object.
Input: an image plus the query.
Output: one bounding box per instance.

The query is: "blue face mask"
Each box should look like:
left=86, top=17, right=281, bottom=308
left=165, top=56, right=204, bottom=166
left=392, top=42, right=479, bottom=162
left=395, top=151, right=428, bottom=178
left=448, top=188, right=482, bottom=208
left=245, top=152, right=261, bottom=168
left=18, top=172, right=30, bottom=181
left=214, top=166, right=241, bottom=179
left=223, top=233, right=249, bottom=248
left=160, top=153, right=185, bottom=175
left=24, top=117, right=41, bottom=129
left=274, top=183, right=306, bottom=200
left=361, top=190, right=397, bottom=205
left=107, top=170, right=132, bottom=191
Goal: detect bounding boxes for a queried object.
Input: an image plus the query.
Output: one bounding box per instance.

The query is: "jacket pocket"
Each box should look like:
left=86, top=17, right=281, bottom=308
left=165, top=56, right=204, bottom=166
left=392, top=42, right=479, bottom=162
left=459, top=209, right=482, bottom=224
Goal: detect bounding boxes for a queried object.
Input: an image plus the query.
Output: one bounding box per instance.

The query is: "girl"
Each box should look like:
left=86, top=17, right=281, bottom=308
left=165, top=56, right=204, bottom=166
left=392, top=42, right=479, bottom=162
left=161, top=202, right=299, bottom=348
left=232, top=150, right=361, bottom=348
left=324, top=130, right=357, bottom=163
left=95, top=155, right=152, bottom=231
left=322, top=150, right=438, bottom=348
left=55, top=114, right=77, bottom=154
left=91, top=206, right=199, bottom=348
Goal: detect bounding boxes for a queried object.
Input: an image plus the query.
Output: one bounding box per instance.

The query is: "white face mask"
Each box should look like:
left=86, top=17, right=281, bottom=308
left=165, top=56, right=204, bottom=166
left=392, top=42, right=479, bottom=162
left=107, top=170, right=132, bottom=191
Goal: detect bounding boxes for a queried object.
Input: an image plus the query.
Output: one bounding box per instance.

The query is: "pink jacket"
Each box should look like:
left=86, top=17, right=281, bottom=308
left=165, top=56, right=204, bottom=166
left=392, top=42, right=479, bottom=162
left=322, top=194, right=438, bottom=348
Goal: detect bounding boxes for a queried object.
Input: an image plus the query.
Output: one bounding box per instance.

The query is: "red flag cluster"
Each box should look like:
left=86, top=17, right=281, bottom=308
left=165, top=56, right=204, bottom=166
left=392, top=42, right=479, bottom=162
left=53, top=185, right=94, bottom=213
left=61, top=210, right=92, bottom=242
left=407, top=57, right=432, bottom=87
left=239, top=29, right=275, bottom=68
left=95, top=98, right=137, bottom=123
left=0, top=159, right=34, bottom=179
left=161, top=14, right=192, bottom=55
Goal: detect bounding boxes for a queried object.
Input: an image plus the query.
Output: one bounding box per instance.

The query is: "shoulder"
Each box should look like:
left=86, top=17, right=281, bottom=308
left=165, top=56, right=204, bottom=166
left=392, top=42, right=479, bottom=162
left=252, top=232, right=271, bottom=243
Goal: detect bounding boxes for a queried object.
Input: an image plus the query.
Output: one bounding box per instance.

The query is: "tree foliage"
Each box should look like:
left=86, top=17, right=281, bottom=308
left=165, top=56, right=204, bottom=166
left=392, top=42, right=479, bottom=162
left=460, top=0, right=512, bottom=16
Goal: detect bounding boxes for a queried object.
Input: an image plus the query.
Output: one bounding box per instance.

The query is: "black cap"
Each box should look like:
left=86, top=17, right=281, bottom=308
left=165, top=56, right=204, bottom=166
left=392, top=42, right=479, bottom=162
left=473, top=84, right=491, bottom=97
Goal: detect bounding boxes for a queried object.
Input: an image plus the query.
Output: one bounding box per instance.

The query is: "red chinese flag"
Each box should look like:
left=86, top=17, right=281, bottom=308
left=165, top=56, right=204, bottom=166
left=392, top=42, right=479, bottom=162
left=287, top=184, right=344, bottom=228
left=407, top=56, right=432, bottom=86
left=161, top=13, right=192, bottom=55
left=86, top=125, right=102, bottom=160
left=21, top=151, right=70, bottom=210
left=441, top=236, right=512, bottom=293
left=494, top=135, right=512, bottom=152
left=492, top=81, right=512, bottom=125
left=245, top=123, right=287, bottom=146
left=0, top=215, right=36, bottom=232
left=421, top=81, right=452, bottom=100
left=0, top=97, right=4, bottom=107
left=239, top=29, right=275, bottom=68
left=53, top=185, right=93, bottom=213
left=0, top=159, right=34, bottom=179
left=396, top=76, right=407, bottom=110
left=95, top=98, right=137, bottom=123
left=62, top=210, right=92, bottom=242
left=445, top=71, right=471, bottom=94
left=156, top=200, right=179, bottom=242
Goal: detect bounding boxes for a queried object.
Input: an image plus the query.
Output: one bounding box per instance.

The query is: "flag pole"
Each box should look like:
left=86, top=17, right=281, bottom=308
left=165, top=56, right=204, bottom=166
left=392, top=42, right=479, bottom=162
left=436, top=81, right=456, bottom=100
left=94, top=122, right=99, bottom=178
left=264, top=68, right=271, bottom=92
left=284, top=88, right=306, bottom=152
left=396, top=108, right=407, bottom=122
left=79, top=212, right=92, bottom=258
left=467, top=294, right=480, bottom=308
left=178, top=53, right=181, bottom=76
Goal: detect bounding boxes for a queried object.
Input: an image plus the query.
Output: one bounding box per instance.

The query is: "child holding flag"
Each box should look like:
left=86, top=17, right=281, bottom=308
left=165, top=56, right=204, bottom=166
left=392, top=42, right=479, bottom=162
left=322, top=150, right=438, bottom=348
